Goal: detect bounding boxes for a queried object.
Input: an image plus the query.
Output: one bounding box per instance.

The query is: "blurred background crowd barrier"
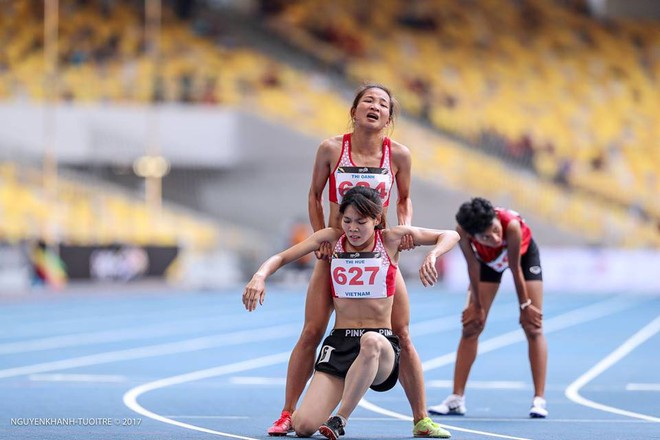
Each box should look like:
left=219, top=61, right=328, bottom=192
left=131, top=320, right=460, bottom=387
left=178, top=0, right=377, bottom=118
left=0, top=0, right=657, bottom=294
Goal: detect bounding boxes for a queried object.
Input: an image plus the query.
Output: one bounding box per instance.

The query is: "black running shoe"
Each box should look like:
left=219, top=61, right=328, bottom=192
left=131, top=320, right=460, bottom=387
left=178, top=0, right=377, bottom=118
left=319, top=416, right=345, bottom=440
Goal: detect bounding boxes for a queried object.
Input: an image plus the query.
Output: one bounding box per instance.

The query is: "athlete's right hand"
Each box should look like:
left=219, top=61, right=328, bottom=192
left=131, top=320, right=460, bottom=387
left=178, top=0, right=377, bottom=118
left=243, top=276, right=266, bottom=312
left=461, top=303, right=485, bottom=331
left=314, top=241, right=333, bottom=260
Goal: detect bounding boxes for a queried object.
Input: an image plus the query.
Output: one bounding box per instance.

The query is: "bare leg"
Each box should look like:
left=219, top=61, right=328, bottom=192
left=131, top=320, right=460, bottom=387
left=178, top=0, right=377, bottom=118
left=523, top=280, right=547, bottom=398
left=391, top=271, right=427, bottom=423
left=292, top=372, right=343, bottom=437
left=335, top=332, right=395, bottom=420
left=282, top=259, right=334, bottom=412
left=452, top=282, right=499, bottom=396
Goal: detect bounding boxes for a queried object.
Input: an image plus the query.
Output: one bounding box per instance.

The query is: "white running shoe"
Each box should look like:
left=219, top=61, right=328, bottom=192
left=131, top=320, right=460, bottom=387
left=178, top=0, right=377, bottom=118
left=529, top=396, right=548, bottom=418
left=428, top=394, right=466, bottom=416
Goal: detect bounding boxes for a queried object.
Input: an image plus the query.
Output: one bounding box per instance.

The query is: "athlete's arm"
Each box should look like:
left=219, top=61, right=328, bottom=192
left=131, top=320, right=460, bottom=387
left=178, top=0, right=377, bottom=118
left=506, top=221, right=542, bottom=327
left=384, top=225, right=459, bottom=286
left=505, top=220, right=528, bottom=304
left=391, top=143, right=413, bottom=227
left=391, top=142, right=414, bottom=251
left=243, top=228, right=340, bottom=311
left=308, top=139, right=334, bottom=232
left=457, top=225, right=482, bottom=308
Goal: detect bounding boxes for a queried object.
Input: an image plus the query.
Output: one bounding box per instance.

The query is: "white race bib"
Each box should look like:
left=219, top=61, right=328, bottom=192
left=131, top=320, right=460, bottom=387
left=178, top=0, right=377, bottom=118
left=331, top=251, right=387, bottom=298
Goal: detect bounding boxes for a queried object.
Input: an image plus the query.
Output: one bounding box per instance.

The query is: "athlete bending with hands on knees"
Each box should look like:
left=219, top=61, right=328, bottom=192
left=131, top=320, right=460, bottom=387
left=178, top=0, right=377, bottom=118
left=243, top=186, right=459, bottom=439
left=428, top=197, right=548, bottom=419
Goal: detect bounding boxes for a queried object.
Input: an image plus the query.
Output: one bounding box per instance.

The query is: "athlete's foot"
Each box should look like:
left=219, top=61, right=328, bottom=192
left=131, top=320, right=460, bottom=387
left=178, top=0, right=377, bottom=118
left=413, top=417, right=451, bottom=438
left=529, top=396, right=548, bottom=418
left=428, top=394, right=466, bottom=416
left=319, top=415, right=345, bottom=440
left=267, top=410, right=293, bottom=436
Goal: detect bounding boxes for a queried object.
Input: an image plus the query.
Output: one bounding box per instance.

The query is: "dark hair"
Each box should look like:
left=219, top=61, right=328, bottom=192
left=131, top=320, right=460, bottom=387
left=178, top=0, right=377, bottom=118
left=350, top=83, right=397, bottom=127
left=455, top=197, right=496, bottom=236
left=339, top=186, right=384, bottom=230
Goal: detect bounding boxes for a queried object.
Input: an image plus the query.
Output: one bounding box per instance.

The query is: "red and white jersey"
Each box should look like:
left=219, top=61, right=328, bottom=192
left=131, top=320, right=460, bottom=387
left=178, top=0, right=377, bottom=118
left=330, top=230, right=397, bottom=299
left=470, top=208, right=532, bottom=272
left=328, top=133, right=394, bottom=206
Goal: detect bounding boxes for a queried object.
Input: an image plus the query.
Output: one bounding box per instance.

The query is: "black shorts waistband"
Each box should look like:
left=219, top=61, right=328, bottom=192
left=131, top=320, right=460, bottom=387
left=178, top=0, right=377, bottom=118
left=331, top=328, right=393, bottom=337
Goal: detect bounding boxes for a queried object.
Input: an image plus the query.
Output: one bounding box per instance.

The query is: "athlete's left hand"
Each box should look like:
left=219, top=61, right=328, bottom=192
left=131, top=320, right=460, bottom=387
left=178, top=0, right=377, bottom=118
left=520, top=304, right=542, bottom=328
left=243, top=277, right=266, bottom=312
left=419, top=253, right=438, bottom=287
left=398, top=233, right=416, bottom=251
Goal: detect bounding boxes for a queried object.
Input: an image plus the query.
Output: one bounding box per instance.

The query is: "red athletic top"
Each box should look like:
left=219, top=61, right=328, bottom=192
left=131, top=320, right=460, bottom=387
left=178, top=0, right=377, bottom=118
left=330, top=230, right=397, bottom=298
left=470, top=208, right=532, bottom=271
left=328, top=134, right=394, bottom=206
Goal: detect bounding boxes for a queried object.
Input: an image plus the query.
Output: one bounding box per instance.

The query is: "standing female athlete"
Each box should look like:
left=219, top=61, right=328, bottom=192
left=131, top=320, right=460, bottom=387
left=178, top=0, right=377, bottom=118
left=244, top=186, right=459, bottom=439
left=428, top=197, right=548, bottom=418
left=267, top=84, right=446, bottom=437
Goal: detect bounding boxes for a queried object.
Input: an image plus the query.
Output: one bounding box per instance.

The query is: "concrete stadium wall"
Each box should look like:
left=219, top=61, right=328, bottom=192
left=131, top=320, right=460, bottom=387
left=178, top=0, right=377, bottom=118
left=0, top=103, right=239, bottom=167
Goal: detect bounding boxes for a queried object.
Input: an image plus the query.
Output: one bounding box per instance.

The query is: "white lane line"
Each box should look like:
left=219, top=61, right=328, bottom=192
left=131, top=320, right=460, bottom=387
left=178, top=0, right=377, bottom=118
left=427, top=380, right=528, bottom=390
left=29, top=373, right=127, bottom=383
left=118, top=296, right=644, bottom=439
left=226, top=377, right=530, bottom=390
left=410, top=304, right=517, bottom=338
left=163, top=416, right=250, bottom=420
left=565, top=315, right=660, bottom=422
left=359, top=296, right=645, bottom=439
left=349, top=417, right=652, bottom=423
left=358, top=400, right=532, bottom=440
left=123, top=352, right=291, bottom=440
left=423, top=295, right=642, bottom=371
left=229, top=377, right=286, bottom=385
left=626, top=383, right=660, bottom=391
left=0, top=317, right=218, bottom=355
left=0, top=323, right=300, bottom=380
left=0, top=304, right=222, bottom=338
left=0, top=308, right=296, bottom=354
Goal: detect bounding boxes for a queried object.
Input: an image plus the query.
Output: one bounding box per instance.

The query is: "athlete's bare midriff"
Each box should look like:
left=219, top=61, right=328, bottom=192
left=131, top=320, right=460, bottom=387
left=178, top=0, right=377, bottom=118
left=333, top=296, right=393, bottom=329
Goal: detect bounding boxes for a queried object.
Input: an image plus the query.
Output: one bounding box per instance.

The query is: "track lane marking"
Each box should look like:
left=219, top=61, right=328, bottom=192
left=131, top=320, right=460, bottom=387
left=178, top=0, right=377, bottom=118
left=124, top=352, right=291, bottom=440
left=359, top=296, right=646, bottom=439
left=565, top=315, right=660, bottom=422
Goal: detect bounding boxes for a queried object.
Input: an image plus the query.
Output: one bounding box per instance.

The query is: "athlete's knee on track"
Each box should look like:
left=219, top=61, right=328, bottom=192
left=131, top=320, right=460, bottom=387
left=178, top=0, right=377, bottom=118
left=291, top=413, right=316, bottom=437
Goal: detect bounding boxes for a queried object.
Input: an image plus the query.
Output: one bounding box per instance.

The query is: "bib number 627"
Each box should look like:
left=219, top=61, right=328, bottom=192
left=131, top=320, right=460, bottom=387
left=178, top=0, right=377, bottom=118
left=333, top=266, right=379, bottom=285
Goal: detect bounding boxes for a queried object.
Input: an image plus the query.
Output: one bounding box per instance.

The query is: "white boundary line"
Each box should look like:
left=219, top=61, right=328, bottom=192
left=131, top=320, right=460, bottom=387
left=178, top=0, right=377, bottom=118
left=565, top=316, right=660, bottom=422
left=626, top=383, right=660, bottom=391
left=28, top=373, right=126, bottom=383
left=123, top=352, right=291, bottom=440
left=0, top=323, right=300, bottom=379
left=358, top=295, right=645, bottom=439
left=119, top=295, right=645, bottom=440
left=0, top=317, right=224, bottom=355
left=358, top=399, right=533, bottom=440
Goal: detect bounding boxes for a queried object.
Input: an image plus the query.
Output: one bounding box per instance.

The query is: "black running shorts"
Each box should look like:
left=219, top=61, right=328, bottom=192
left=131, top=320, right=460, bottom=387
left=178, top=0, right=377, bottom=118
left=314, top=328, right=401, bottom=392
left=479, top=238, right=543, bottom=283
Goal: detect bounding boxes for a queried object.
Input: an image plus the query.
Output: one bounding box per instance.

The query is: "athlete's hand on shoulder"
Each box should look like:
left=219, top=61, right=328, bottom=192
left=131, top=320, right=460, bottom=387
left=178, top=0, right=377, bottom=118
left=520, top=304, right=542, bottom=328
left=398, top=233, right=416, bottom=252
left=419, top=253, right=438, bottom=287
left=314, top=241, right=333, bottom=260
left=243, top=276, right=266, bottom=312
left=462, top=303, right=485, bottom=330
